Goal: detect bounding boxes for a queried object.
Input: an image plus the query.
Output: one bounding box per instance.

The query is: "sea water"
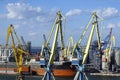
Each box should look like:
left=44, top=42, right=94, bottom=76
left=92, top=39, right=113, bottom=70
left=0, top=74, right=72, bottom=80
left=0, top=74, right=120, bottom=80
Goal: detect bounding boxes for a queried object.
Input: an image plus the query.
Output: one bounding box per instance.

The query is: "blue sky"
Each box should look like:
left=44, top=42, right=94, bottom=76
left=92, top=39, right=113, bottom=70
left=0, top=0, right=120, bottom=47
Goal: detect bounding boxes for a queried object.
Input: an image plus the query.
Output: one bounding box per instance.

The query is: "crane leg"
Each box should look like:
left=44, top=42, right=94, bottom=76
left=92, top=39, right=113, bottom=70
left=16, top=74, right=24, bottom=80
left=79, top=72, right=83, bottom=80
left=47, top=72, right=51, bottom=80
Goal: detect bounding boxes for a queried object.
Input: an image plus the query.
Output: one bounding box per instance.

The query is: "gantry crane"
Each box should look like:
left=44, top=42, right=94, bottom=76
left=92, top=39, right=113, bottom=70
left=71, top=12, right=101, bottom=80
left=40, top=11, right=65, bottom=80
left=6, top=24, right=29, bottom=80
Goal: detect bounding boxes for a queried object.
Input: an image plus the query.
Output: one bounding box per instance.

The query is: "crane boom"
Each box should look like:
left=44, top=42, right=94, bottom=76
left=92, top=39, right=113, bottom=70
left=43, top=34, right=47, bottom=45
left=78, top=14, right=94, bottom=46
left=46, top=16, right=57, bottom=47
left=82, top=12, right=99, bottom=64
left=45, top=12, right=65, bottom=49
left=72, top=12, right=101, bottom=80
left=48, top=23, right=59, bottom=66
left=65, top=36, right=74, bottom=58
left=21, top=36, right=28, bottom=51
left=105, top=35, right=115, bottom=66
left=41, top=11, right=65, bottom=80
left=48, top=11, right=63, bottom=66
left=6, top=24, right=28, bottom=80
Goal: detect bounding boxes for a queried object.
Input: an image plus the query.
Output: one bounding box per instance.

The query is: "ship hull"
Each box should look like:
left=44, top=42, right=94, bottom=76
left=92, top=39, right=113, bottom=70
left=0, top=67, right=76, bottom=77
left=32, top=68, right=76, bottom=77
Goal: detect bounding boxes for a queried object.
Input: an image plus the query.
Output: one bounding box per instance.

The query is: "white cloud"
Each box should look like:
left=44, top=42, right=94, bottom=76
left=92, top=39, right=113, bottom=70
left=5, top=2, right=57, bottom=29
left=6, top=3, right=42, bottom=19
left=36, top=16, right=47, bottom=23
left=106, top=23, right=116, bottom=29
left=6, top=2, right=55, bottom=23
left=105, top=22, right=120, bottom=29
left=65, top=7, right=119, bottom=18
left=65, top=9, right=82, bottom=17
left=94, top=7, right=119, bottom=18
left=28, top=32, right=37, bottom=36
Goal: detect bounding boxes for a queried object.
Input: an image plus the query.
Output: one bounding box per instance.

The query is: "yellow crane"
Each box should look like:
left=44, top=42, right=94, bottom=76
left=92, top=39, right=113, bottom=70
left=40, top=11, right=65, bottom=58
left=64, top=36, right=74, bottom=60
left=72, top=12, right=101, bottom=57
left=104, top=34, right=115, bottom=69
left=6, top=24, right=29, bottom=80
left=82, top=12, right=101, bottom=64
left=41, top=11, right=66, bottom=80
left=72, top=12, right=101, bottom=80
left=44, top=11, right=65, bottom=49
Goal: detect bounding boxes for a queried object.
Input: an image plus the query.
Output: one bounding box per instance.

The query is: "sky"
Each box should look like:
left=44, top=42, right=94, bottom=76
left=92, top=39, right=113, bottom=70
left=0, top=0, right=120, bottom=47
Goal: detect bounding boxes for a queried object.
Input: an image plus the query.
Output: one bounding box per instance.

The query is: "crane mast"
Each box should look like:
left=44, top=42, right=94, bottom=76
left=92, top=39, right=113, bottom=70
left=21, top=36, right=28, bottom=51
left=41, top=11, right=65, bottom=80
left=72, top=12, right=101, bottom=80
left=82, top=12, right=100, bottom=64
left=40, top=11, right=65, bottom=58
left=78, top=14, right=94, bottom=46
left=45, top=12, right=65, bottom=49
left=6, top=24, right=28, bottom=80
left=100, top=28, right=116, bottom=71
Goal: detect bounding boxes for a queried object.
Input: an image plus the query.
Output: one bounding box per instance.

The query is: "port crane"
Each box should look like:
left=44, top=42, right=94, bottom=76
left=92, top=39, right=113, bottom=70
left=21, top=36, right=29, bottom=64
left=43, top=11, right=65, bottom=49
left=72, top=12, right=101, bottom=57
left=102, top=28, right=115, bottom=70
left=6, top=24, right=29, bottom=80
left=64, top=36, right=74, bottom=60
left=40, top=11, right=65, bottom=58
left=72, top=12, right=101, bottom=80
left=101, top=28, right=113, bottom=50
left=40, top=11, right=65, bottom=80
left=105, top=35, right=115, bottom=70
left=21, top=36, right=28, bottom=52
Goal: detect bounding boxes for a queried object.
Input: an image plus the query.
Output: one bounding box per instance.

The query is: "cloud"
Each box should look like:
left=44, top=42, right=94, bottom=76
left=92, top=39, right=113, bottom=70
left=94, top=7, right=119, bottom=18
left=65, top=7, right=120, bottom=19
left=6, top=3, right=42, bottom=19
left=28, top=31, right=37, bottom=36
left=65, top=9, right=82, bottom=17
left=36, top=16, right=49, bottom=23
left=6, top=3, right=56, bottom=23
left=106, top=23, right=116, bottom=29
left=105, top=22, right=120, bottom=29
